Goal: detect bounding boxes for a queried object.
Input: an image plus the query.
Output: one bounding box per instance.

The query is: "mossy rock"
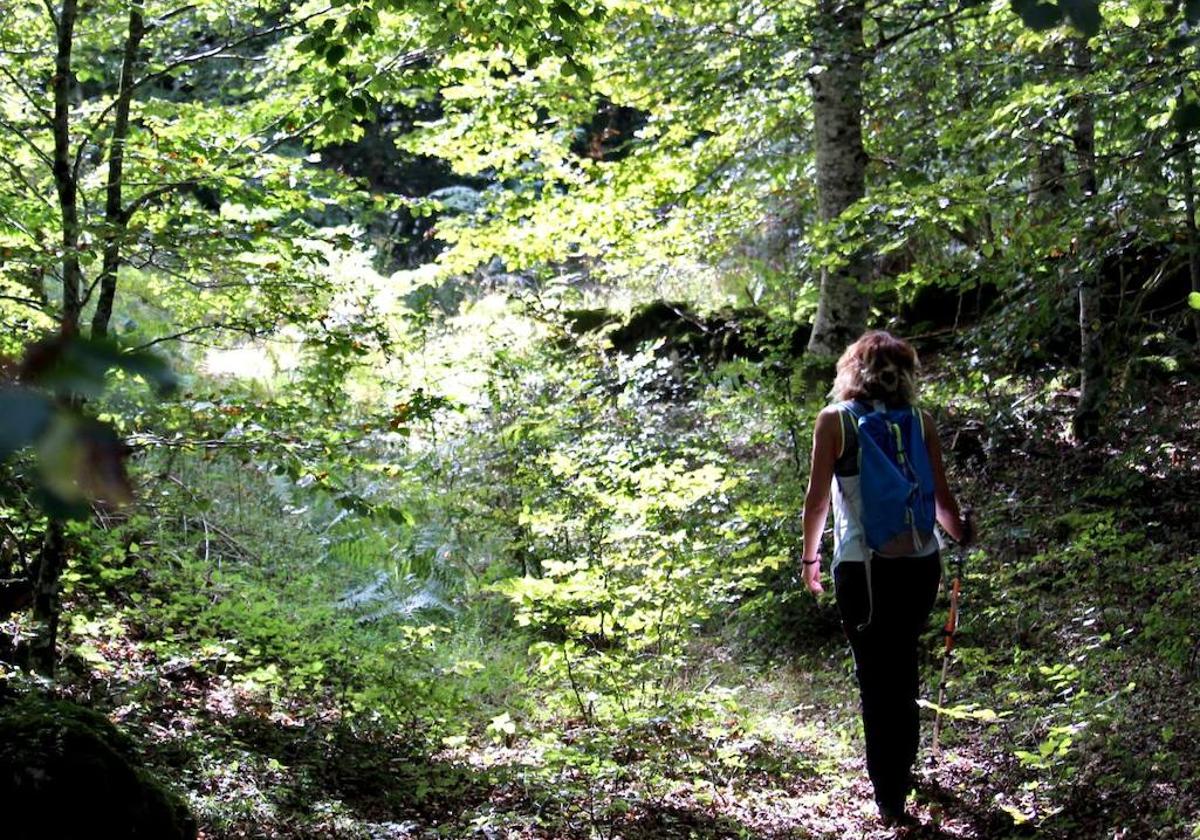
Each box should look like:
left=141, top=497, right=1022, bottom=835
left=0, top=694, right=196, bottom=840
left=572, top=300, right=810, bottom=362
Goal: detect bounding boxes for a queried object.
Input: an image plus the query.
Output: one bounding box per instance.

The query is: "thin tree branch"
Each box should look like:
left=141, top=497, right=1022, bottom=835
left=124, top=180, right=197, bottom=219
left=873, top=6, right=987, bottom=51
left=92, top=1, right=146, bottom=339
left=250, top=48, right=431, bottom=155
left=0, top=64, right=54, bottom=126
left=0, top=294, right=51, bottom=312
left=0, top=153, right=53, bottom=207
left=129, top=322, right=260, bottom=351
left=135, top=7, right=333, bottom=87
left=0, top=211, right=48, bottom=248
left=0, top=116, right=55, bottom=171
left=41, top=0, right=58, bottom=30
left=150, top=4, right=198, bottom=25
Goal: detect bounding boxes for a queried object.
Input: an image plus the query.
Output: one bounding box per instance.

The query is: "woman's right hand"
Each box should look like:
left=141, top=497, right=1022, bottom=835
left=802, top=557, right=824, bottom=594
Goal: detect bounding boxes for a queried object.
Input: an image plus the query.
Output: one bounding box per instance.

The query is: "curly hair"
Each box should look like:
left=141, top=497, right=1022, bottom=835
left=830, top=330, right=920, bottom=406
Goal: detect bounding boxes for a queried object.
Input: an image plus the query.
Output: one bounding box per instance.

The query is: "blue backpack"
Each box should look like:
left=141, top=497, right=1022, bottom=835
left=840, top=401, right=936, bottom=557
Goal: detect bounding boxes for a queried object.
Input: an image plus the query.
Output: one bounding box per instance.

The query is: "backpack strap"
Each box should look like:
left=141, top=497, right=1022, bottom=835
left=834, top=401, right=864, bottom=476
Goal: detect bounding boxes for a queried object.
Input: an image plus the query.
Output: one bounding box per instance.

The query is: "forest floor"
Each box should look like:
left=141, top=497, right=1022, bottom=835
left=57, top=350, right=1200, bottom=840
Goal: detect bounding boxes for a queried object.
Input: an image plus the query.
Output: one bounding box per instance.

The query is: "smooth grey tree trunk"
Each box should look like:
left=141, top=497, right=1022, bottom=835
left=805, top=0, right=869, bottom=358
left=1071, top=39, right=1105, bottom=443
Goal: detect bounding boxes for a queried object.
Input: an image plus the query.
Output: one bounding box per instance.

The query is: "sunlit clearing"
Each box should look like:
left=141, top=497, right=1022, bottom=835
left=202, top=341, right=297, bottom=381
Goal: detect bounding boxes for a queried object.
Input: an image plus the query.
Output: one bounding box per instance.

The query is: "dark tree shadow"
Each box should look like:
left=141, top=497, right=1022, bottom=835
left=912, top=776, right=1036, bottom=840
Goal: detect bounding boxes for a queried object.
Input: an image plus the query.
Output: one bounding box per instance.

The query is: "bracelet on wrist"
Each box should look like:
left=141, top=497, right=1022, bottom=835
left=802, top=557, right=820, bottom=566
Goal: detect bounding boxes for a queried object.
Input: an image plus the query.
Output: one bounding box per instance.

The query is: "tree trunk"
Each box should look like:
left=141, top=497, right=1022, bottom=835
left=29, top=519, right=67, bottom=676
left=805, top=0, right=869, bottom=358
left=1071, top=39, right=1105, bottom=443
left=91, top=3, right=145, bottom=339
left=1029, top=141, right=1067, bottom=205
left=35, top=0, right=82, bottom=679
left=1029, top=43, right=1067, bottom=207
left=946, top=14, right=992, bottom=246
left=1139, top=135, right=1170, bottom=219
left=52, top=0, right=82, bottom=333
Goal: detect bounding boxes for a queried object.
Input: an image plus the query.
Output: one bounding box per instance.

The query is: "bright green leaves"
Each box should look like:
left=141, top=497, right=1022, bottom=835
left=1188, top=291, right=1200, bottom=309
left=486, top=711, right=517, bottom=743
left=386, top=0, right=810, bottom=290
left=480, top=341, right=759, bottom=722
left=301, top=0, right=604, bottom=92
left=917, top=699, right=1008, bottom=722
left=296, top=8, right=378, bottom=67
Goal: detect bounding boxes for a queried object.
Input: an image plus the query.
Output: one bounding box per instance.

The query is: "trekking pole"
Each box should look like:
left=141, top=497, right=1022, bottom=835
left=932, top=509, right=973, bottom=759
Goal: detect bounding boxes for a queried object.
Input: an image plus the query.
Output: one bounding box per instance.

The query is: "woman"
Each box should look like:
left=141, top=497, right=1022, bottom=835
left=799, top=330, right=973, bottom=826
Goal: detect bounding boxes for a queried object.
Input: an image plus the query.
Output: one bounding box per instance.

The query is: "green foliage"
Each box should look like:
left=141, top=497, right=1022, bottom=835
left=494, top=449, right=744, bottom=720
left=61, top=453, right=455, bottom=723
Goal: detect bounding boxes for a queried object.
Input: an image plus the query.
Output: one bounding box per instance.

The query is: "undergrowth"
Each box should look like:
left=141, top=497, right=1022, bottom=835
left=13, top=304, right=1198, bottom=839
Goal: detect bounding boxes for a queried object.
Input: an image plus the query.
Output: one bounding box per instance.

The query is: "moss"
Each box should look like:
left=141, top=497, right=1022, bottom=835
left=0, top=693, right=196, bottom=840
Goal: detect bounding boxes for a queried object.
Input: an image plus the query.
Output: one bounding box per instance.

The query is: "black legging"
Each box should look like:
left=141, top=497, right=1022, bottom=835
left=834, top=552, right=942, bottom=811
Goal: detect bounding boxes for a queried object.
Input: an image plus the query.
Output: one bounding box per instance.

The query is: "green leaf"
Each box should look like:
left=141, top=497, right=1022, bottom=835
left=562, top=56, right=593, bottom=85
left=1011, top=0, right=1063, bottom=30
left=1188, top=291, right=1200, bottom=310
left=385, top=505, right=414, bottom=526
left=917, top=699, right=1007, bottom=721
left=550, top=1, right=585, bottom=26
left=1060, top=0, right=1101, bottom=36
left=325, top=43, right=348, bottom=66
left=998, top=801, right=1035, bottom=824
